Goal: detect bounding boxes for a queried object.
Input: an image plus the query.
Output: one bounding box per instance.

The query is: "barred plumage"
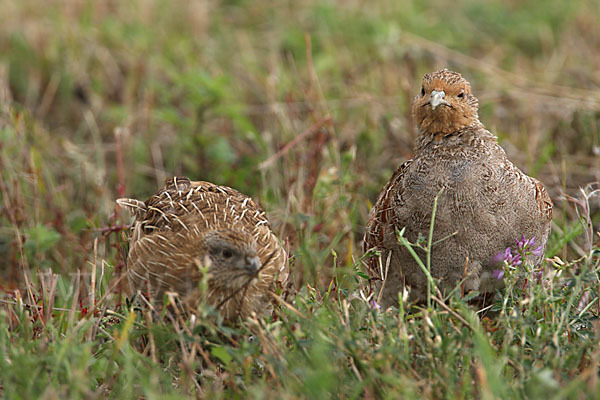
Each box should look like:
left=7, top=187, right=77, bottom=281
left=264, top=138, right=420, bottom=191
left=364, top=69, right=553, bottom=307
left=117, top=177, right=288, bottom=321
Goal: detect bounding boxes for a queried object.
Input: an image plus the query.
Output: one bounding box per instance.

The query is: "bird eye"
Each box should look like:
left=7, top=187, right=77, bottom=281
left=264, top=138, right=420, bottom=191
left=457, top=92, right=465, bottom=99
left=420, top=86, right=425, bottom=96
left=222, top=249, right=233, bottom=258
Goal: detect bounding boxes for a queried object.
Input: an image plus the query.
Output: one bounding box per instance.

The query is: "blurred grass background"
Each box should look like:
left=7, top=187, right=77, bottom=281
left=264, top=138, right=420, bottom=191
left=0, top=0, right=599, bottom=398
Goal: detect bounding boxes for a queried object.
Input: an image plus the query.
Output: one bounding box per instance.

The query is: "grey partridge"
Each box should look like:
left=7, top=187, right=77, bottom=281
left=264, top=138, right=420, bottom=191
left=363, top=69, right=553, bottom=308
left=117, top=177, right=288, bottom=321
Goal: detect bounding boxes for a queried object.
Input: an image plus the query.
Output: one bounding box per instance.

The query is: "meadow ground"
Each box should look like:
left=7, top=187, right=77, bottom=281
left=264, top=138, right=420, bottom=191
left=0, top=0, right=599, bottom=398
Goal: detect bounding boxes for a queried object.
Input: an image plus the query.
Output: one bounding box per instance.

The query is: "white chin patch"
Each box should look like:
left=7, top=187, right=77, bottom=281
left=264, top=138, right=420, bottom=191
left=430, top=90, right=446, bottom=110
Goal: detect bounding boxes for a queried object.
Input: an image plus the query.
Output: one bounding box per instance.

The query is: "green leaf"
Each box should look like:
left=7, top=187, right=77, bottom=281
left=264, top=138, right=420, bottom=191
left=211, top=346, right=232, bottom=365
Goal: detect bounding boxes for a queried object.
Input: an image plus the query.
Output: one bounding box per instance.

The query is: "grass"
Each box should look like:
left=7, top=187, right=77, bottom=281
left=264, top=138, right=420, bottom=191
left=0, top=0, right=599, bottom=398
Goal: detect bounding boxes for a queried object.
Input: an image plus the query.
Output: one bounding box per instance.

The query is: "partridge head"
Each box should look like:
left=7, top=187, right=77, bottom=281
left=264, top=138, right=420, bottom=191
left=412, top=69, right=479, bottom=136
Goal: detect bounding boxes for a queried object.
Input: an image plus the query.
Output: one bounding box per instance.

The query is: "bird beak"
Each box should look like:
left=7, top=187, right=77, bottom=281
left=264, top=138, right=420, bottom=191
left=244, top=256, right=262, bottom=274
left=430, top=90, right=449, bottom=110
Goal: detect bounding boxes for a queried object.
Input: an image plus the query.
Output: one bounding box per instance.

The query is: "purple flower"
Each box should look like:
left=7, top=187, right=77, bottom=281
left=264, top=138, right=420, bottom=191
left=504, top=247, right=522, bottom=267
left=515, top=235, right=543, bottom=257
left=495, top=235, right=542, bottom=267
left=492, top=235, right=545, bottom=283
left=531, top=244, right=544, bottom=257
left=493, top=246, right=522, bottom=269
left=516, top=235, right=536, bottom=251
left=370, top=299, right=381, bottom=310
left=492, top=248, right=507, bottom=264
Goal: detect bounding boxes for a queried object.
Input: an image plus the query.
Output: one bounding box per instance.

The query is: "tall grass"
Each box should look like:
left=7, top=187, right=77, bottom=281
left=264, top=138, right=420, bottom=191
left=0, top=0, right=599, bottom=397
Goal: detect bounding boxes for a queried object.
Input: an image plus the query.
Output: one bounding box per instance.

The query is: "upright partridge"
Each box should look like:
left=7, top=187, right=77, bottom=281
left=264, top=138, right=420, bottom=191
left=364, top=69, right=553, bottom=307
left=117, top=177, right=288, bottom=321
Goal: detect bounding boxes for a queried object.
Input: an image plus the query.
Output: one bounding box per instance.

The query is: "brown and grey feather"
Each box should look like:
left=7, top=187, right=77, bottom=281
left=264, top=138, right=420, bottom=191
left=364, top=69, right=553, bottom=307
left=118, top=177, right=287, bottom=321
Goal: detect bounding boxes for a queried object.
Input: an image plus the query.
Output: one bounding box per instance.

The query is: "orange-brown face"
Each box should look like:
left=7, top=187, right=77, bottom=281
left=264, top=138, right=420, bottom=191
left=412, top=69, right=479, bottom=136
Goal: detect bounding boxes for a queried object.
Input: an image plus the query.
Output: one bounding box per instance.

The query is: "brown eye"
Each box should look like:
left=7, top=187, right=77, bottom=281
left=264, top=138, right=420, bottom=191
left=420, top=86, right=425, bottom=96
left=458, top=92, right=465, bottom=99
left=222, top=249, right=233, bottom=258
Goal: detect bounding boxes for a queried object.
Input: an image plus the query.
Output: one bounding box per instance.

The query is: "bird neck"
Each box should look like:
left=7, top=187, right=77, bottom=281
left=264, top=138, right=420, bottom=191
left=414, top=120, right=489, bottom=151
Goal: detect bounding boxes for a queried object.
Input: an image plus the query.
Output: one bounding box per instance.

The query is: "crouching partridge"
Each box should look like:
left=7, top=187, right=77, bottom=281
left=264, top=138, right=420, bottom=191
left=117, top=177, right=288, bottom=321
